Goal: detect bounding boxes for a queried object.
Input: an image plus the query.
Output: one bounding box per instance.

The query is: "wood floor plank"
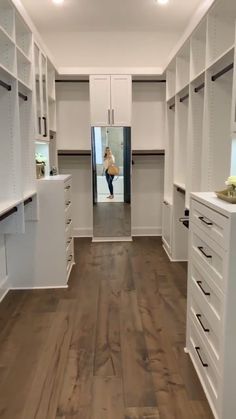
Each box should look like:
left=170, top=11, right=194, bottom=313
left=56, top=273, right=100, bottom=417
left=124, top=407, right=160, bottom=419
left=19, top=300, right=76, bottom=419
left=94, top=279, right=121, bottom=377
left=120, top=290, right=157, bottom=408
left=92, top=377, right=124, bottom=419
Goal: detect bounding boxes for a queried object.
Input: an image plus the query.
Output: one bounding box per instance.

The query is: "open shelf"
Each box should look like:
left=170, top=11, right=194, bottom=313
left=190, top=19, right=207, bottom=80
left=174, top=87, right=189, bottom=189
left=186, top=74, right=205, bottom=207
left=0, top=28, right=16, bottom=76
left=176, top=42, right=190, bottom=93
left=0, top=0, right=15, bottom=41
left=206, top=1, right=236, bottom=67
left=202, top=52, right=234, bottom=191
left=18, top=82, right=36, bottom=197
left=35, top=142, right=50, bottom=177
left=15, top=13, right=32, bottom=60
left=0, top=70, right=21, bottom=212
left=166, top=59, right=176, bottom=101
left=17, top=48, right=32, bottom=89
left=47, top=62, right=56, bottom=102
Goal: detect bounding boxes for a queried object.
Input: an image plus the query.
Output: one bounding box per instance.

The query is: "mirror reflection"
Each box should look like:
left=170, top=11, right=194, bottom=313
left=92, top=127, right=131, bottom=239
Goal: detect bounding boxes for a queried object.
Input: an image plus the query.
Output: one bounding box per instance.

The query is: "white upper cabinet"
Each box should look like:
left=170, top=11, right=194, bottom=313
left=110, top=75, right=132, bottom=126
left=34, top=43, right=49, bottom=141
left=89, top=75, right=132, bottom=126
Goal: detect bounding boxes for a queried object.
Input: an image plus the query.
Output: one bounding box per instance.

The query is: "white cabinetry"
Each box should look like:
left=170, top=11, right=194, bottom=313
left=6, top=175, right=74, bottom=288
left=89, top=75, right=132, bottom=126
left=34, top=43, right=49, bottom=141
left=186, top=192, right=236, bottom=419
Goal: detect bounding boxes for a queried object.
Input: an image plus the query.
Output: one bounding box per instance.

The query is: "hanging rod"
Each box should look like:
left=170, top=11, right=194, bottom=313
left=24, top=197, right=33, bottom=206
left=56, top=80, right=89, bottom=83
left=169, top=103, right=175, bottom=110
left=180, top=93, right=189, bottom=103
left=132, top=149, right=165, bottom=156
left=55, top=79, right=166, bottom=84
left=0, top=80, right=11, bottom=91
left=58, top=150, right=91, bottom=156
left=211, top=63, right=234, bottom=82
left=132, top=80, right=166, bottom=83
left=18, top=92, right=27, bottom=101
left=194, top=82, right=205, bottom=93
left=0, top=207, right=17, bottom=222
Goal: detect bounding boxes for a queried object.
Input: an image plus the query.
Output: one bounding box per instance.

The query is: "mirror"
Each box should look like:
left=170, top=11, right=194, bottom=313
left=92, top=127, right=131, bottom=239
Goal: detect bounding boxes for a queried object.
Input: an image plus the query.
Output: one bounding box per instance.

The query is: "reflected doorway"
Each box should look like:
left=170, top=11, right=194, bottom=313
left=92, top=127, right=131, bottom=239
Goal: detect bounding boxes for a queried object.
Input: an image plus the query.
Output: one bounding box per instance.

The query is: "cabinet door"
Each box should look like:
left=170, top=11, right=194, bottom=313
left=41, top=53, right=49, bottom=140
left=34, top=43, right=42, bottom=139
left=111, top=75, right=132, bottom=126
left=89, top=76, right=111, bottom=126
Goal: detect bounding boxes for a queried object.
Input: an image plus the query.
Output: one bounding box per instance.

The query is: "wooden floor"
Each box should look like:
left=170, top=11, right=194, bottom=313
left=0, top=237, right=214, bottom=419
left=93, top=203, right=131, bottom=237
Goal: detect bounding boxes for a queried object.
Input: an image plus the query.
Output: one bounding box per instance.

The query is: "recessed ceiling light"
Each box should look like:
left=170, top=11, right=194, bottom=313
left=157, top=0, right=169, bottom=5
left=52, top=0, right=64, bottom=5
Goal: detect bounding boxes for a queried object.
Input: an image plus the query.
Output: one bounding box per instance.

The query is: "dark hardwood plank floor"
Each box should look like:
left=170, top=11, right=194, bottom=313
left=0, top=238, right=214, bottom=419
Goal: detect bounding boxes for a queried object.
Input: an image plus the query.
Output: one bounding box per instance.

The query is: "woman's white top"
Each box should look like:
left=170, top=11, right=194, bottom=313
left=104, top=154, right=115, bottom=170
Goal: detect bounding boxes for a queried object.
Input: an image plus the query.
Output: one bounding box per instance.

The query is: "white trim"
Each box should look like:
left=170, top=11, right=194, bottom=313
left=73, top=227, right=93, bottom=237
left=11, top=285, right=68, bottom=290
left=0, top=276, right=10, bottom=303
left=132, top=226, right=162, bottom=236
left=58, top=66, right=163, bottom=76
left=92, top=236, right=133, bottom=242
left=162, top=243, right=187, bottom=263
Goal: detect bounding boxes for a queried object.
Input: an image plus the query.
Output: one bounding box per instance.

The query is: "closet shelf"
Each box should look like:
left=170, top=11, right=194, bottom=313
left=17, top=77, right=32, bottom=92
left=16, top=45, right=31, bottom=64
left=0, top=24, right=14, bottom=44
left=207, top=45, right=234, bottom=72
left=174, top=182, right=186, bottom=192
left=0, top=63, right=16, bottom=80
left=0, top=199, right=22, bottom=218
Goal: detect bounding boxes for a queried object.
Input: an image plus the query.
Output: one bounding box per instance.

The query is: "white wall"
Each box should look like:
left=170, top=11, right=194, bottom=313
left=42, top=31, right=179, bottom=69
left=132, top=156, right=164, bottom=235
left=56, top=82, right=90, bottom=150
left=132, top=82, right=166, bottom=150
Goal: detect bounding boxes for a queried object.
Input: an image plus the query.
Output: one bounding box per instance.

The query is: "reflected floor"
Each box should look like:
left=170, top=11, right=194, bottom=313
left=98, top=194, right=124, bottom=203
left=93, top=203, right=131, bottom=237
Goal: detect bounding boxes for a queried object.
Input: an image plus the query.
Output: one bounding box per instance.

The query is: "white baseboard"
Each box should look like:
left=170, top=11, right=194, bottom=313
left=11, top=285, right=68, bottom=290
left=92, top=236, right=132, bottom=243
left=0, top=276, right=10, bottom=303
left=132, top=226, right=162, bottom=236
left=73, top=227, right=93, bottom=238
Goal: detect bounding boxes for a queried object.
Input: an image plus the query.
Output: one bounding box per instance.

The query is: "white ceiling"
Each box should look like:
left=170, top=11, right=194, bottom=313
left=21, top=0, right=204, bottom=33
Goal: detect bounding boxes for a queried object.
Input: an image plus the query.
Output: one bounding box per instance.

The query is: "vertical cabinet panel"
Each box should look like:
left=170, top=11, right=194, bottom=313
left=111, top=75, right=132, bottom=126
left=34, top=44, right=49, bottom=141
left=89, top=75, right=111, bottom=126
left=34, top=43, right=41, bottom=138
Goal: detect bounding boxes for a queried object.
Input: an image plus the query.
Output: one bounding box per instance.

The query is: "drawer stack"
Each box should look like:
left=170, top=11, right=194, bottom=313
left=64, top=177, right=74, bottom=276
left=186, top=192, right=236, bottom=419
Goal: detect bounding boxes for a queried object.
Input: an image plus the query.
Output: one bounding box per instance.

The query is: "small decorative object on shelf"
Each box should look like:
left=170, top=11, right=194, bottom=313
left=35, top=153, right=47, bottom=179
left=216, top=176, right=236, bottom=203
left=50, top=166, right=58, bottom=176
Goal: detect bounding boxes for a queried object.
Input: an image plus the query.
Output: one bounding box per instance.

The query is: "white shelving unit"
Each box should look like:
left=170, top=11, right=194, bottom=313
left=163, top=0, right=236, bottom=265
left=15, top=12, right=32, bottom=60
left=0, top=0, right=15, bottom=41
left=0, top=27, right=16, bottom=76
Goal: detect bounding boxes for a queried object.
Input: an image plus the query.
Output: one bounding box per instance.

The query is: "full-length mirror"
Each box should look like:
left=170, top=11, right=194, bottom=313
left=92, top=127, right=131, bottom=239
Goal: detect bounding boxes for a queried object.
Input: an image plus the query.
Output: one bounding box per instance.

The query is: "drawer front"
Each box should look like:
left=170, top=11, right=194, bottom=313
left=189, top=289, right=221, bottom=371
left=191, top=224, right=226, bottom=292
left=191, top=199, right=229, bottom=250
left=66, top=239, right=74, bottom=271
left=190, top=260, right=223, bottom=324
left=64, top=180, right=72, bottom=205
left=188, top=320, right=220, bottom=419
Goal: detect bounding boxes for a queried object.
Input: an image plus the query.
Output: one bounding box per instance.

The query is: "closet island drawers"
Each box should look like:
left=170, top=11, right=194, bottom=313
left=186, top=192, right=236, bottom=419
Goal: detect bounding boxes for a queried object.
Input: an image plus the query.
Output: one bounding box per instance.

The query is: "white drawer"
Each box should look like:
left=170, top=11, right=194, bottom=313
left=191, top=199, right=229, bottom=250
left=64, top=180, right=72, bottom=205
left=191, top=223, right=226, bottom=292
left=66, top=239, right=74, bottom=271
left=189, top=288, right=221, bottom=371
left=188, top=320, right=220, bottom=419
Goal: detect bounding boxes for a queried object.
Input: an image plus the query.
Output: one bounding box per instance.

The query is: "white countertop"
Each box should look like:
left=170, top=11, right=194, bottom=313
left=191, top=192, right=236, bottom=217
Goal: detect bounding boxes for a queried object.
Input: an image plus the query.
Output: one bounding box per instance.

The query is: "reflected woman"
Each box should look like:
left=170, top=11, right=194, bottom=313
left=104, top=147, right=115, bottom=199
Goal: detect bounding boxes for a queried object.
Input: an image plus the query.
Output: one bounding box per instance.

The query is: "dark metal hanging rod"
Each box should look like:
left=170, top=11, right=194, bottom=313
left=194, top=82, right=205, bottom=93
left=55, top=79, right=166, bottom=84
left=24, top=197, right=33, bottom=206
left=169, top=103, right=175, bottom=110
left=0, top=80, right=11, bottom=91
left=176, top=186, right=185, bottom=195
left=211, top=63, right=234, bottom=82
left=18, top=92, right=28, bottom=101
left=0, top=207, right=18, bottom=222
left=180, top=93, right=189, bottom=103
